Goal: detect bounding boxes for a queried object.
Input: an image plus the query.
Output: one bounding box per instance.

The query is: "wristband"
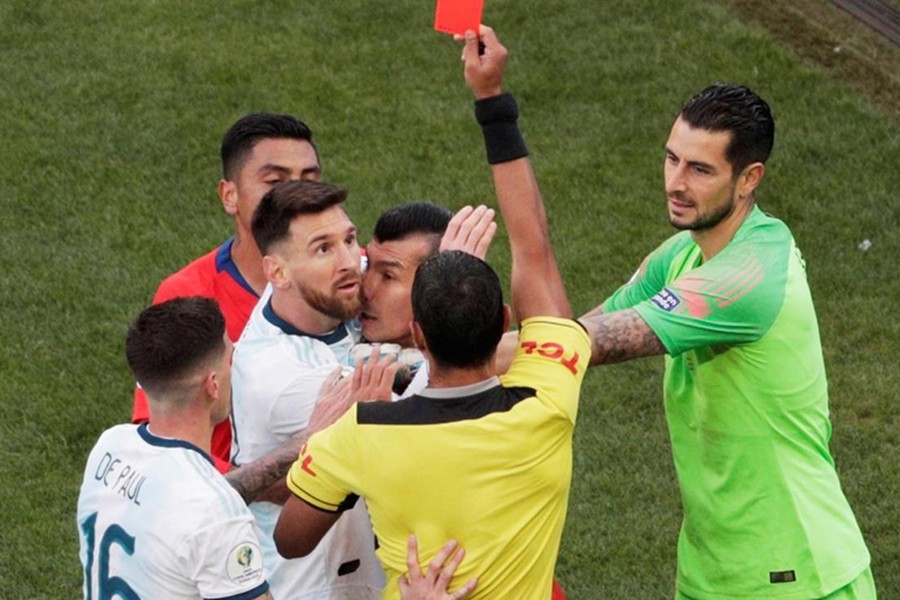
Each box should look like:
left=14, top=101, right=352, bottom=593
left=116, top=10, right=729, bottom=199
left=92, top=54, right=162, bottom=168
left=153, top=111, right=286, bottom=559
left=474, top=93, right=529, bottom=165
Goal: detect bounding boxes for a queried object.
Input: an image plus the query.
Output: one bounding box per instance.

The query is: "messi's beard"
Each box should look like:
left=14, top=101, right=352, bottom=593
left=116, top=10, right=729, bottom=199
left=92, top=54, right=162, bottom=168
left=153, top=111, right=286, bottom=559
left=298, top=278, right=363, bottom=322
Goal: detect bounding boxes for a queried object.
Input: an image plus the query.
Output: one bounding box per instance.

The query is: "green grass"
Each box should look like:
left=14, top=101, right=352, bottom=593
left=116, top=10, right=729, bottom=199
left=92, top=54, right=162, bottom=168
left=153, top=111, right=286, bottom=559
left=1, top=0, right=898, bottom=597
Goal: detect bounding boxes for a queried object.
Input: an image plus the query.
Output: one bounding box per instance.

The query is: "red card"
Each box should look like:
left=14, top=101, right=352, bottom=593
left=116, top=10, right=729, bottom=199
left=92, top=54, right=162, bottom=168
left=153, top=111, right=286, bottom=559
left=434, top=0, right=484, bottom=36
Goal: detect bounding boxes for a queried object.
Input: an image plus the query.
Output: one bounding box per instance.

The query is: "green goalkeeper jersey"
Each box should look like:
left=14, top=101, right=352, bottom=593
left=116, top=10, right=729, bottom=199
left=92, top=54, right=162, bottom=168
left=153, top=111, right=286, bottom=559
left=603, top=205, right=870, bottom=598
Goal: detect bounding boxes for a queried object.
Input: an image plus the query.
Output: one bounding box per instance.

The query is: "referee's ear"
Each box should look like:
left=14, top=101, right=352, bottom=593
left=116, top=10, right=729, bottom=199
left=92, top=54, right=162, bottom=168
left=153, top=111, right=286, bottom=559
left=502, top=304, right=512, bottom=332
left=410, top=321, right=428, bottom=353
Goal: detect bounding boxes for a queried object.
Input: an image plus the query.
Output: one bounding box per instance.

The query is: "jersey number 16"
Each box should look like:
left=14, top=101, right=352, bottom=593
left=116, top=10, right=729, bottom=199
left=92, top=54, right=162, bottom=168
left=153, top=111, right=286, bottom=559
left=80, top=512, right=139, bottom=600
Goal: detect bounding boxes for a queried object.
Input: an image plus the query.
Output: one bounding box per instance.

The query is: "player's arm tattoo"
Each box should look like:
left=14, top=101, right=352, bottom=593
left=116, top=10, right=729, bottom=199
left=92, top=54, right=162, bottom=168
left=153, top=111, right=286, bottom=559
left=581, top=308, right=666, bottom=366
left=580, top=303, right=605, bottom=321
left=224, top=431, right=309, bottom=504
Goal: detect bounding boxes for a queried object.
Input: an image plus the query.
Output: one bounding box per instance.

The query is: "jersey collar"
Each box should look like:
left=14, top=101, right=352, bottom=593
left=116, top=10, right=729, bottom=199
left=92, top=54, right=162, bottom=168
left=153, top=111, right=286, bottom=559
left=418, top=377, right=501, bottom=399
left=137, top=423, right=214, bottom=466
left=263, top=297, right=351, bottom=345
left=216, top=237, right=259, bottom=298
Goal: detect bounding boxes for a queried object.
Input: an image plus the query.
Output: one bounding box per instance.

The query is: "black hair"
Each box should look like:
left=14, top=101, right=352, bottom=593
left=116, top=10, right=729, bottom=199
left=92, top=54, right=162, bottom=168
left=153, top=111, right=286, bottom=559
left=373, top=201, right=453, bottom=255
left=412, top=251, right=505, bottom=369
left=678, top=83, right=775, bottom=174
left=221, top=113, right=317, bottom=180
left=125, top=297, right=226, bottom=399
left=251, top=180, right=349, bottom=255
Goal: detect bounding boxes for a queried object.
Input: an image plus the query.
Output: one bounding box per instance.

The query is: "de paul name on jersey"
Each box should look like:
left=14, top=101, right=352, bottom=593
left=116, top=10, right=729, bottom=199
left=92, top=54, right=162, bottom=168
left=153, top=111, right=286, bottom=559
left=92, top=452, right=146, bottom=507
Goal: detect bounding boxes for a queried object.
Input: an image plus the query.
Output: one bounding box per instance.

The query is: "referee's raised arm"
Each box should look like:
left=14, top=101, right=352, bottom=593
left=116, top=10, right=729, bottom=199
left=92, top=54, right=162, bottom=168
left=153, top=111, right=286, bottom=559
left=462, top=26, right=571, bottom=322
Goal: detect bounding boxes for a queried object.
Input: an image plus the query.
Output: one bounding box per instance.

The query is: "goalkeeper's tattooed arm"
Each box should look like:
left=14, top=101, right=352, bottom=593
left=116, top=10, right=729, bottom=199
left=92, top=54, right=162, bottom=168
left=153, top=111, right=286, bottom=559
left=581, top=309, right=666, bottom=366
left=579, top=303, right=605, bottom=321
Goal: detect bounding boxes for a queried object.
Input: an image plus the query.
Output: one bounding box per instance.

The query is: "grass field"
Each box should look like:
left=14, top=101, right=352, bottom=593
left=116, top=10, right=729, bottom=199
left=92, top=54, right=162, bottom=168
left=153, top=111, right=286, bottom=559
left=1, top=0, right=898, bottom=597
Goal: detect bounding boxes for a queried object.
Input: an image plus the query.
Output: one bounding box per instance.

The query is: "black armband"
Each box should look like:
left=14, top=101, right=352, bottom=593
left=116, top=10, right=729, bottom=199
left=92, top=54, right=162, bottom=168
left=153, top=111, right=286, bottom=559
left=474, top=92, right=529, bottom=165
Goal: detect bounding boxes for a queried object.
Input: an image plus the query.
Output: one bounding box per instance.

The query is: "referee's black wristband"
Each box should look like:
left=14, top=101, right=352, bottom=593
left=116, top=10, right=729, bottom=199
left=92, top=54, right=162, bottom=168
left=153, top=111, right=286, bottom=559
left=474, top=92, right=529, bottom=165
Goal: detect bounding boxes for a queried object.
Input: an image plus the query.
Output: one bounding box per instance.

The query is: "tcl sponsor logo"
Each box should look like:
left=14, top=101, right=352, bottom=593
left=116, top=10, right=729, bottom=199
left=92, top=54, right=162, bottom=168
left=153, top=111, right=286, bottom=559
left=520, top=340, right=580, bottom=375
left=298, top=443, right=316, bottom=477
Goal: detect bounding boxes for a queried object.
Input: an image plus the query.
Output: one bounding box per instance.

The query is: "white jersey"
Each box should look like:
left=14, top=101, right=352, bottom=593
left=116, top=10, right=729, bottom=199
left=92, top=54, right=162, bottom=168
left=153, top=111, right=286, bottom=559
left=231, top=295, right=384, bottom=599
left=76, top=423, right=268, bottom=600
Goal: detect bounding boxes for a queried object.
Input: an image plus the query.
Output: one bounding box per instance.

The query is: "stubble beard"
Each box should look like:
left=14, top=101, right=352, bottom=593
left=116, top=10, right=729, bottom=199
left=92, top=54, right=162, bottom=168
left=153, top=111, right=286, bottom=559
left=668, top=186, right=737, bottom=232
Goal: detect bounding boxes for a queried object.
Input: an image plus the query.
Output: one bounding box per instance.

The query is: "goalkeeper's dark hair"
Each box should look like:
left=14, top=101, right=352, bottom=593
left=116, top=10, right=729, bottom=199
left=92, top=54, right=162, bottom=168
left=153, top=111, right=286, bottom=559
left=221, top=112, right=317, bottom=180
left=678, top=83, right=774, bottom=175
left=412, top=251, right=505, bottom=369
left=125, top=297, right=226, bottom=399
left=373, top=201, right=453, bottom=255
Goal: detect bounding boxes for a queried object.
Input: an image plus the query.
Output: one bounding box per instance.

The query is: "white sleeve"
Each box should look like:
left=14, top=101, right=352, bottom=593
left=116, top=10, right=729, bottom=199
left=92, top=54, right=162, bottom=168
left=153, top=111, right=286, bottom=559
left=184, top=516, right=269, bottom=600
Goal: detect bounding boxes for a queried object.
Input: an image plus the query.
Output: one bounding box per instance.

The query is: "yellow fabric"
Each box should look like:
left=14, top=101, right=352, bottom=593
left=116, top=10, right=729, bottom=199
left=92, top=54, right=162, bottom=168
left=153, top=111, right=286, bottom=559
left=287, top=317, right=590, bottom=599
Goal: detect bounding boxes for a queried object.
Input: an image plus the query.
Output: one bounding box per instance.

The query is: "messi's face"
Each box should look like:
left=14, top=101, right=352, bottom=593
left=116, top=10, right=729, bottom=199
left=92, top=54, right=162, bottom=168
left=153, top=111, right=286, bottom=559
left=274, top=206, right=363, bottom=323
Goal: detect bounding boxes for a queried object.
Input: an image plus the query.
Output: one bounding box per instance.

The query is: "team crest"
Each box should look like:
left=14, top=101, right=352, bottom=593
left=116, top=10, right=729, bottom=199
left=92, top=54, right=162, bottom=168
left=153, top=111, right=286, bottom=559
left=650, top=287, right=681, bottom=312
left=227, top=542, right=264, bottom=585
left=237, top=546, right=253, bottom=567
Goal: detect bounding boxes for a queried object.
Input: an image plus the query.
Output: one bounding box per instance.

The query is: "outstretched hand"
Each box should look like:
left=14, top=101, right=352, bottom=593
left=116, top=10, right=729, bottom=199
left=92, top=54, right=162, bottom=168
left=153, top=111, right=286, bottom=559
left=350, top=345, right=400, bottom=403
left=440, top=205, right=497, bottom=260
left=398, top=535, right=477, bottom=600
left=456, top=25, right=507, bottom=99
left=305, top=366, right=354, bottom=435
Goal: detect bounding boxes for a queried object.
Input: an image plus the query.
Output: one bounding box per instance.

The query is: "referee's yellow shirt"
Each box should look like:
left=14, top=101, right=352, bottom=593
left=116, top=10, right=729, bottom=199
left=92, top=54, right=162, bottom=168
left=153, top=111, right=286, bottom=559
left=288, top=317, right=591, bottom=599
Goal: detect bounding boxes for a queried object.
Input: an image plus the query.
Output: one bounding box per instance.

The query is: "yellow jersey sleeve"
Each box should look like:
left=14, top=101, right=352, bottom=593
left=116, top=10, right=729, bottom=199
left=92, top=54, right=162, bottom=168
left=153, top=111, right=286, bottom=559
left=286, top=406, right=360, bottom=512
left=500, top=317, right=591, bottom=423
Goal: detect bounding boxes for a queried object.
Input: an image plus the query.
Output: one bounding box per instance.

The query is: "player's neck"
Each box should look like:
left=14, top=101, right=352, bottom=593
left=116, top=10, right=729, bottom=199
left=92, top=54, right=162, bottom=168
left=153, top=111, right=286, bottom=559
left=270, top=289, right=344, bottom=337
left=426, top=358, right=496, bottom=389
left=146, top=407, right=215, bottom=456
left=691, top=198, right=755, bottom=262
left=230, top=229, right=268, bottom=294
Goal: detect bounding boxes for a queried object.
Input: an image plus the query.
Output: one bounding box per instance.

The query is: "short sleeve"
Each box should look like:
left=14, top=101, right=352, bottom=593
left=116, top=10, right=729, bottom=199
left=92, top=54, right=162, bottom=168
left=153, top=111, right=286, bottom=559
left=602, top=233, right=691, bottom=313
left=501, top=317, right=591, bottom=423
left=183, top=516, right=269, bottom=600
left=286, top=408, right=360, bottom=513
left=634, top=236, right=789, bottom=356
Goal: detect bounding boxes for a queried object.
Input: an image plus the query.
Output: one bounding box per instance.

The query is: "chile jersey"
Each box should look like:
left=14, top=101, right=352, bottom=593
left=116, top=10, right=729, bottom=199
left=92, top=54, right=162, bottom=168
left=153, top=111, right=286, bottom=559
left=131, top=238, right=259, bottom=473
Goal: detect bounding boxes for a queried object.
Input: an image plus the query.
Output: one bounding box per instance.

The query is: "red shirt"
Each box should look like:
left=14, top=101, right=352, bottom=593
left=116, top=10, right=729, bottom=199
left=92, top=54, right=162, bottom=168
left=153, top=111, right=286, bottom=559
left=131, top=238, right=259, bottom=473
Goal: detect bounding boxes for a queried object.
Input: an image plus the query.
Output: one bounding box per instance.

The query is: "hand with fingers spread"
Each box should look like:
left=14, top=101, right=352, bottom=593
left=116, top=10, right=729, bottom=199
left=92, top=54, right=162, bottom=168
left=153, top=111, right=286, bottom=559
left=440, top=205, right=497, bottom=260
left=350, top=345, right=400, bottom=403
left=399, top=535, right=478, bottom=600
left=305, top=366, right=354, bottom=434
left=455, top=25, right=507, bottom=99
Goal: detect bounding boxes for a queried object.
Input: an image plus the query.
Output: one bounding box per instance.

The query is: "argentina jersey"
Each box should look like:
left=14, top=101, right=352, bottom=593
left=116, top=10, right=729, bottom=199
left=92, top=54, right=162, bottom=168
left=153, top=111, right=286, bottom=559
left=76, top=423, right=267, bottom=600
left=229, top=294, right=382, bottom=599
